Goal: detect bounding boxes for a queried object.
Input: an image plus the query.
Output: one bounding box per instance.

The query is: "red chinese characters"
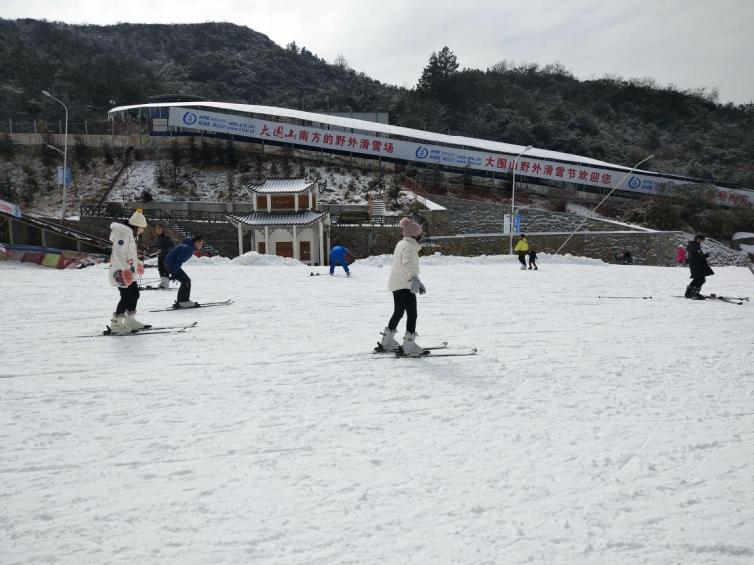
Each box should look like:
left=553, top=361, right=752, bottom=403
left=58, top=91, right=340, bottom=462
left=335, top=135, right=346, bottom=146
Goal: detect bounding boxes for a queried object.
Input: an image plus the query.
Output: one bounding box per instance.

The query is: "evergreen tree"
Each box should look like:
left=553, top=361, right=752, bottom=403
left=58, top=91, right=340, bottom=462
left=417, top=46, right=459, bottom=94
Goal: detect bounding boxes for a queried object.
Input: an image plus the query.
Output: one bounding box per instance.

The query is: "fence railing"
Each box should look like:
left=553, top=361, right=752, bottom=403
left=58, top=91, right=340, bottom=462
left=80, top=204, right=231, bottom=223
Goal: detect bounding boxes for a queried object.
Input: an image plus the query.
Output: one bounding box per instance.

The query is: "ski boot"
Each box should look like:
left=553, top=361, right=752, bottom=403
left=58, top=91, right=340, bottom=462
left=375, top=327, right=400, bottom=352
left=124, top=311, right=150, bottom=331
left=174, top=300, right=199, bottom=309
left=108, top=313, right=131, bottom=334
left=400, top=332, right=426, bottom=356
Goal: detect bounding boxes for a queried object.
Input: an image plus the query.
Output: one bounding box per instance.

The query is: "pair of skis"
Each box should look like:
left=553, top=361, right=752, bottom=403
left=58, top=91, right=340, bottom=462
left=76, top=321, right=199, bottom=338
left=694, top=294, right=748, bottom=305
left=672, top=294, right=749, bottom=305
left=374, top=341, right=478, bottom=358
left=148, top=299, right=234, bottom=312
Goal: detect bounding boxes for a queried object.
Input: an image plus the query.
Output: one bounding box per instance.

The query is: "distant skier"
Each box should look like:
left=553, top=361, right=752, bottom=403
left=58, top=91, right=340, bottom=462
left=378, top=216, right=426, bottom=355
left=514, top=234, right=529, bottom=270
left=151, top=223, right=174, bottom=289
left=329, top=245, right=353, bottom=276
left=165, top=235, right=204, bottom=308
left=528, top=248, right=539, bottom=270
left=685, top=234, right=714, bottom=299
left=676, top=244, right=687, bottom=266
left=107, top=209, right=149, bottom=333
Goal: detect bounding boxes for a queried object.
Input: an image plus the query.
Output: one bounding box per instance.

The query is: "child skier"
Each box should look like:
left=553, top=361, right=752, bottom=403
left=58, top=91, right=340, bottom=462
left=107, top=209, right=149, bottom=333
left=685, top=234, right=714, bottom=299
left=514, top=234, right=529, bottom=270
left=378, top=216, right=427, bottom=355
left=528, top=248, right=538, bottom=270
left=329, top=245, right=352, bottom=276
left=165, top=235, right=204, bottom=308
left=152, top=223, right=174, bottom=289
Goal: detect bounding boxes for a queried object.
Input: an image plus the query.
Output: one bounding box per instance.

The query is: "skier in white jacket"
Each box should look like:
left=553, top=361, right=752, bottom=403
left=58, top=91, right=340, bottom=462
left=107, top=209, right=149, bottom=333
left=378, top=216, right=427, bottom=355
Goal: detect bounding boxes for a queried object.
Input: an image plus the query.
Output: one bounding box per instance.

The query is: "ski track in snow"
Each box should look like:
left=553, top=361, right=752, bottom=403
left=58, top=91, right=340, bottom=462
left=1, top=257, right=753, bottom=564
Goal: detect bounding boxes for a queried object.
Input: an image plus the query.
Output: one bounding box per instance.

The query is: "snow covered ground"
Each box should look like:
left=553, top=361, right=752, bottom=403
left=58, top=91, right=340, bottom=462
left=1, top=255, right=753, bottom=564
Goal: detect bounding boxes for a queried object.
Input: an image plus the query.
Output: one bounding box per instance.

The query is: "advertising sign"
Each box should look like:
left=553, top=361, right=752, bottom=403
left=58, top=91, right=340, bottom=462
left=0, top=198, right=22, bottom=218
left=168, top=107, right=753, bottom=206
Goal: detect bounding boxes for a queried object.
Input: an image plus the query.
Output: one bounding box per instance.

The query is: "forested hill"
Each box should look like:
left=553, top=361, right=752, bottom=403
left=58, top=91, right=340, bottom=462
left=1, top=19, right=753, bottom=186
left=0, top=19, right=398, bottom=122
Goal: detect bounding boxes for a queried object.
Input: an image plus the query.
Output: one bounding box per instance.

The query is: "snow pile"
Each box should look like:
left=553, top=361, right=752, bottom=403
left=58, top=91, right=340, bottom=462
left=185, top=252, right=303, bottom=267
left=231, top=251, right=303, bottom=267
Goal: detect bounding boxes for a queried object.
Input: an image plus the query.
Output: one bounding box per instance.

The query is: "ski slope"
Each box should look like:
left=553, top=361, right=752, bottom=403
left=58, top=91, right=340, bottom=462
left=1, top=255, right=753, bottom=564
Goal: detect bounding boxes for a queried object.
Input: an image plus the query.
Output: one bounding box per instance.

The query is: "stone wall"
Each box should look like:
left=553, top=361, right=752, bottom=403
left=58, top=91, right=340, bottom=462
left=329, top=226, right=403, bottom=258
left=429, top=231, right=749, bottom=266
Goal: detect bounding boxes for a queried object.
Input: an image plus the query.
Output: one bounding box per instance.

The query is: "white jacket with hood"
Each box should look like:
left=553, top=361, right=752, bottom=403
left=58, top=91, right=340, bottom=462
left=108, top=222, right=140, bottom=288
left=388, top=237, right=421, bottom=291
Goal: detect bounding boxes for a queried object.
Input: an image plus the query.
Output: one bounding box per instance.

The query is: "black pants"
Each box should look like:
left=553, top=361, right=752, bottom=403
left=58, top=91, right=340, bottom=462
left=518, top=253, right=527, bottom=266
left=388, top=289, right=417, bottom=334
left=173, top=268, right=191, bottom=302
left=116, top=282, right=140, bottom=314
left=686, top=276, right=706, bottom=296
left=157, top=253, right=168, bottom=277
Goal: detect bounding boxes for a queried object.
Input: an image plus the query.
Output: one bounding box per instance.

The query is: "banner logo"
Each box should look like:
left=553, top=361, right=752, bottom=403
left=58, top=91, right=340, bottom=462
left=628, top=176, right=641, bottom=189
left=182, top=111, right=198, bottom=126
left=415, top=146, right=429, bottom=159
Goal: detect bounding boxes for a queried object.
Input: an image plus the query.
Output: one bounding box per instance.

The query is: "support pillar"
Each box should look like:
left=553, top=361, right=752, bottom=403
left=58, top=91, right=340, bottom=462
left=237, top=222, right=243, bottom=257
left=293, top=225, right=299, bottom=260
left=319, top=219, right=325, bottom=266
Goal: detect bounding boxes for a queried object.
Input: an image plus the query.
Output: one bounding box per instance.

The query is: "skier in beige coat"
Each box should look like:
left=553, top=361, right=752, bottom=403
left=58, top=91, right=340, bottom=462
left=378, top=216, right=427, bottom=355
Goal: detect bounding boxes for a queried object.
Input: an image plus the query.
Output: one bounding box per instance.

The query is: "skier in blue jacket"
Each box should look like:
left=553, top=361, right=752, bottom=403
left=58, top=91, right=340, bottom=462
left=165, top=235, right=204, bottom=308
left=329, top=245, right=352, bottom=276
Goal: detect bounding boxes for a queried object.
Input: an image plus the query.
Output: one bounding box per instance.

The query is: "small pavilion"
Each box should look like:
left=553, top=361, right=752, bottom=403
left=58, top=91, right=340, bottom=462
left=228, top=178, right=329, bottom=265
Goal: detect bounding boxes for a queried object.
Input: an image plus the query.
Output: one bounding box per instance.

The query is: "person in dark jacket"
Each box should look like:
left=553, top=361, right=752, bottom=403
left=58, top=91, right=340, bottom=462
left=152, top=223, right=175, bottom=289
left=685, top=234, right=714, bottom=299
left=165, top=235, right=204, bottom=308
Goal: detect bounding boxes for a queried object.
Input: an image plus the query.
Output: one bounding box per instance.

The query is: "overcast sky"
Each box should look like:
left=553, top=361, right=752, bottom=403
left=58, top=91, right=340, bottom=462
left=3, top=0, right=753, bottom=104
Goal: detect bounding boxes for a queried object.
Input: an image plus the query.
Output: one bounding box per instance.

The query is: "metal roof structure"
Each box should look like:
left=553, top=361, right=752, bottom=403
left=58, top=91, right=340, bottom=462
left=250, top=178, right=317, bottom=194
left=109, top=101, right=628, bottom=170
left=228, top=210, right=326, bottom=227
